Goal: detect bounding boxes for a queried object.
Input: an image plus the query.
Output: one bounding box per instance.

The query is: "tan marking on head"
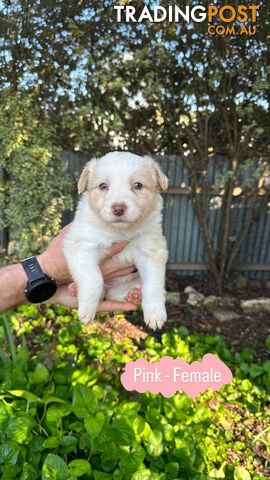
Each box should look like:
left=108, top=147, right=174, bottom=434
left=77, top=158, right=97, bottom=194
left=144, top=156, right=168, bottom=191
left=155, top=165, right=168, bottom=190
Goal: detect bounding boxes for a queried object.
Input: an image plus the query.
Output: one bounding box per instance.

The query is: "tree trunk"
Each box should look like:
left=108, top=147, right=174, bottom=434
left=226, top=190, right=270, bottom=273
left=2, top=168, right=10, bottom=256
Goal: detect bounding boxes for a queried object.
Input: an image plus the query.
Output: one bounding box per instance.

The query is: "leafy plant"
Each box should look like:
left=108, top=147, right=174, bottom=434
left=0, top=305, right=269, bottom=479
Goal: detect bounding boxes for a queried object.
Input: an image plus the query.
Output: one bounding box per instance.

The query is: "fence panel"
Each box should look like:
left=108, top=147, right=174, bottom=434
left=1, top=152, right=269, bottom=277
left=62, top=151, right=270, bottom=278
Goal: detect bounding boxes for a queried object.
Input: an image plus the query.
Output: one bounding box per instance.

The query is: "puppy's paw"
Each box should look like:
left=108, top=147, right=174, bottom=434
left=77, top=308, right=96, bottom=325
left=125, top=288, right=142, bottom=305
left=143, top=305, right=167, bottom=330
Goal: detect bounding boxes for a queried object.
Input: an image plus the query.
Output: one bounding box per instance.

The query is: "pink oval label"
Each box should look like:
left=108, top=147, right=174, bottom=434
left=121, top=354, right=233, bottom=398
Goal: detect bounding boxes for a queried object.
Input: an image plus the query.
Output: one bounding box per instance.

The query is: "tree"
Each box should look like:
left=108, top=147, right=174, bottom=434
left=0, top=0, right=269, bottom=285
left=98, top=0, right=270, bottom=288
left=0, top=89, right=72, bottom=261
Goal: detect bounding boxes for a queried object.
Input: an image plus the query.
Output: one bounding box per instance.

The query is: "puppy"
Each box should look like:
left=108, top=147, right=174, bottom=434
left=63, top=151, right=168, bottom=330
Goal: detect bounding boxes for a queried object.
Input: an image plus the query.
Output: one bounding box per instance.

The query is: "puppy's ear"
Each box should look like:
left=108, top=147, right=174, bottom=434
left=78, top=166, right=89, bottom=194
left=145, top=156, right=168, bottom=191
left=155, top=165, right=168, bottom=191
left=78, top=159, right=96, bottom=194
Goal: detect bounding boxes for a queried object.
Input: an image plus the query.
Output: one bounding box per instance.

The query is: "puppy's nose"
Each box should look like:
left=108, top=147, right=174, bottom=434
left=112, top=203, right=127, bottom=217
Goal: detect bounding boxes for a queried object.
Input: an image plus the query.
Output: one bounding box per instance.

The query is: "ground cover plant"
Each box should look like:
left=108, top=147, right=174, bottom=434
left=0, top=305, right=269, bottom=480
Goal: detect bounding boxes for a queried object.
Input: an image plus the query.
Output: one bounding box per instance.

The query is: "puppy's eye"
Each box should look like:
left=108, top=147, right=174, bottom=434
left=133, top=182, right=143, bottom=190
left=99, top=183, right=108, bottom=190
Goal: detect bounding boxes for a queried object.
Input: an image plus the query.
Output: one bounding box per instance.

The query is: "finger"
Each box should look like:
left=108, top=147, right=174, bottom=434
left=104, top=241, right=129, bottom=259
left=97, top=300, right=138, bottom=313
left=105, top=266, right=135, bottom=282
left=46, top=285, right=78, bottom=309
left=68, top=282, right=77, bottom=296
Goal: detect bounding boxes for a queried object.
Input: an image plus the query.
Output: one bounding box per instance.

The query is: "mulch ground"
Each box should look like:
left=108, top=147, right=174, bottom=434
left=89, top=274, right=270, bottom=364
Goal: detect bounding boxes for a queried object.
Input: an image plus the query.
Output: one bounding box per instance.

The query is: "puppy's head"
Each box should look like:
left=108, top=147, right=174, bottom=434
left=78, top=152, right=168, bottom=228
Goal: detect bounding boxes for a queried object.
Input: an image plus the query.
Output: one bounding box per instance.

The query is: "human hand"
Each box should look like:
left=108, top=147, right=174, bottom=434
left=38, top=223, right=138, bottom=311
left=48, top=284, right=141, bottom=314
left=38, top=223, right=135, bottom=284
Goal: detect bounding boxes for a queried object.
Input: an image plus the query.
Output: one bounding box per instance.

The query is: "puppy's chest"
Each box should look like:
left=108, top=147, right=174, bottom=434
left=106, top=240, right=141, bottom=264
left=100, top=233, right=156, bottom=264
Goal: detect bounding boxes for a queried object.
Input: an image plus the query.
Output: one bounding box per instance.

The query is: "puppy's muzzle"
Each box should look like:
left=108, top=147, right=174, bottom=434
left=112, top=202, right=127, bottom=217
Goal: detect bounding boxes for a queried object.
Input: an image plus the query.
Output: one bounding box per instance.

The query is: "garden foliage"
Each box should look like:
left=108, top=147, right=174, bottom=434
left=0, top=306, right=269, bottom=479
left=0, top=90, right=72, bottom=261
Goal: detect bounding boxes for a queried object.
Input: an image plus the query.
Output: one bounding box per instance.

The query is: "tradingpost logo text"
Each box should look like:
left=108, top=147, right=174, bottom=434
left=114, top=5, right=259, bottom=36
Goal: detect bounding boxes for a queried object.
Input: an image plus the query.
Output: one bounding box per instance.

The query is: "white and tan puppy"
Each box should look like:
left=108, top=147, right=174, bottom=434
left=63, top=151, right=168, bottom=330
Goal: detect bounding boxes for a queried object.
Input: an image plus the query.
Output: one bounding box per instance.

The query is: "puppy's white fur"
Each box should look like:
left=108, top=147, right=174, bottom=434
left=63, top=151, right=168, bottom=330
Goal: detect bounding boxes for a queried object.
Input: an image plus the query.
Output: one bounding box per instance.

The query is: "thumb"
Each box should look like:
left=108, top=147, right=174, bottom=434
left=104, top=241, right=129, bottom=259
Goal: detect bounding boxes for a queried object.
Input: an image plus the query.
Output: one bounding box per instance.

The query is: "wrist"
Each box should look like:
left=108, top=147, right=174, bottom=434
left=36, top=254, right=48, bottom=277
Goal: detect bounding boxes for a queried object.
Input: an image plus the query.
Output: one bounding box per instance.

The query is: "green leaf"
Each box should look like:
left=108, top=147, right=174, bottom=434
left=7, top=413, right=35, bottom=444
left=165, top=462, right=179, bottom=477
left=28, top=435, right=45, bottom=453
left=59, top=435, right=77, bottom=454
left=111, top=416, right=136, bottom=445
left=9, top=390, right=41, bottom=403
left=20, top=462, right=38, bottom=480
left=209, top=462, right=226, bottom=478
left=112, top=469, right=123, bottom=480
left=178, top=326, right=189, bottom=338
left=42, top=395, right=67, bottom=404
left=43, top=437, right=59, bottom=449
left=46, top=404, right=72, bottom=426
left=78, top=432, right=90, bottom=451
left=100, top=442, right=119, bottom=472
left=17, top=346, right=30, bottom=362
left=146, top=429, right=163, bottom=457
left=30, top=363, right=49, bottom=384
left=234, top=467, right=251, bottom=480
left=249, top=364, right=264, bottom=378
left=42, top=454, right=69, bottom=480
left=0, top=403, right=11, bottom=424
left=84, top=412, right=105, bottom=439
left=130, top=470, right=151, bottom=480
left=119, top=445, right=146, bottom=477
left=263, top=360, right=270, bottom=374
left=1, top=464, right=20, bottom=480
left=68, top=459, right=92, bottom=477
left=93, top=471, right=113, bottom=480
left=72, top=384, right=97, bottom=418
left=0, top=441, right=20, bottom=466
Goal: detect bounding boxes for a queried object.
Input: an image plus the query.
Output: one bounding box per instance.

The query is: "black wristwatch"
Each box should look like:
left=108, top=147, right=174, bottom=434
left=21, top=256, right=57, bottom=303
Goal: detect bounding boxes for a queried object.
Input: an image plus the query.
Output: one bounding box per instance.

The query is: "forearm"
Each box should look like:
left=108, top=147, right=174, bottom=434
left=0, top=263, right=28, bottom=313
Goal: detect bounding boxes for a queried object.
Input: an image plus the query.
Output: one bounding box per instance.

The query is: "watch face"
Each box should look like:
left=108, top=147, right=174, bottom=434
left=27, top=281, right=57, bottom=303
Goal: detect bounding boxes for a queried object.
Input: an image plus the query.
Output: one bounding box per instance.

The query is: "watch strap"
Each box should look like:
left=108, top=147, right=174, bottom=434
left=21, top=256, right=46, bottom=284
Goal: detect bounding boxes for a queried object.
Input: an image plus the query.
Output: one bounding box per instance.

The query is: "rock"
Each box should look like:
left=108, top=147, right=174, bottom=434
left=203, top=295, right=237, bottom=309
left=241, top=297, right=270, bottom=313
left=187, top=294, right=205, bottom=306
left=213, top=310, right=241, bottom=322
left=184, top=286, right=205, bottom=306
left=204, top=296, right=219, bottom=307
left=184, top=286, right=197, bottom=294
left=166, top=292, right=181, bottom=305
